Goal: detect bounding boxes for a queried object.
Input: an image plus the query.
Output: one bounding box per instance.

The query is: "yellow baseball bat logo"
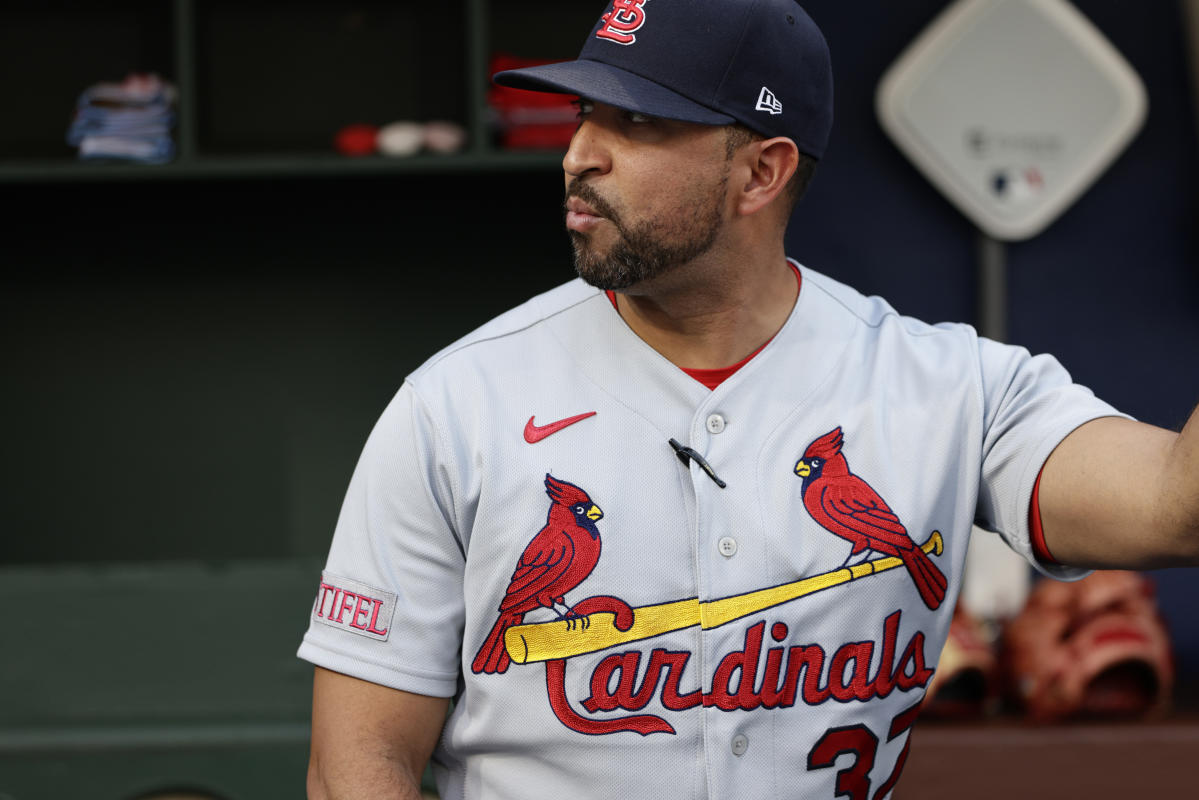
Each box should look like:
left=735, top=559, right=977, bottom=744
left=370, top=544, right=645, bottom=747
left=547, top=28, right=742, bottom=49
left=505, top=532, right=944, bottom=665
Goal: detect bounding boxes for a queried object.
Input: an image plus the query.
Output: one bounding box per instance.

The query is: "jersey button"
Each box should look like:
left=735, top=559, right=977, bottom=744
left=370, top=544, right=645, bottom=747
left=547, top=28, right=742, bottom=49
left=718, top=537, right=738, bottom=558
left=731, top=734, right=749, bottom=757
left=706, top=414, right=727, bottom=434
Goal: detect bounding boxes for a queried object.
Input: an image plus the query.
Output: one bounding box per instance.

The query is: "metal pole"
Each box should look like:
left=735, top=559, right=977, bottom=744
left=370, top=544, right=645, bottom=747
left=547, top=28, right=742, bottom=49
left=465, top=0, right=490, bottom=155
left=172, top=0, right=198, bottom=163
left=963, top=229, right=1030, bottom=626
left=977, top=232, right=1007, bottom=342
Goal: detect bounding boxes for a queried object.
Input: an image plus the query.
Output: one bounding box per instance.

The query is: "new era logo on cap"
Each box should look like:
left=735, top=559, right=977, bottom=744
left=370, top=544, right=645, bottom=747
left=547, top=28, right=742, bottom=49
left=756, top=86, right=783, bottom=115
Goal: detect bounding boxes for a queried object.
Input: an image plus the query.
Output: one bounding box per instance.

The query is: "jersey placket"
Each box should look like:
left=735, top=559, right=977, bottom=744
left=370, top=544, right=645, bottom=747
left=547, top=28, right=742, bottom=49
left=680, top=395, right=772, bottom=800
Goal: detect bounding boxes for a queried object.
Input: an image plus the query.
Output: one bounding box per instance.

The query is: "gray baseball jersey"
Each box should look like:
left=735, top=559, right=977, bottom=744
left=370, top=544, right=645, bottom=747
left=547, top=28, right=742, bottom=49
left=298, top=263, right=1119, bottom=800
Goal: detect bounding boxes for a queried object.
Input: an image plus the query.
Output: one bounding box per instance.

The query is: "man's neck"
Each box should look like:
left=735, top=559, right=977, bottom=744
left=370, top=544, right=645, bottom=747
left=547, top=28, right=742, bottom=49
left=612, top=249, right=799, bottom=370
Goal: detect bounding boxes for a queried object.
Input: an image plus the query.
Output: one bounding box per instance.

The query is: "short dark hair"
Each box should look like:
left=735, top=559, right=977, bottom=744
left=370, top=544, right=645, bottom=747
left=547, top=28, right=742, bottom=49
left=724, top=124, right=817, bottom=213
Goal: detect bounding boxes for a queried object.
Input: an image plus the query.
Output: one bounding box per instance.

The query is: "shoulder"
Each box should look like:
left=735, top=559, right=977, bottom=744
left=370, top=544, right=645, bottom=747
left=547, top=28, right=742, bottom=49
left=798, top=263, right=976, bottom=344
left=408, top=279, right=603, bottom=384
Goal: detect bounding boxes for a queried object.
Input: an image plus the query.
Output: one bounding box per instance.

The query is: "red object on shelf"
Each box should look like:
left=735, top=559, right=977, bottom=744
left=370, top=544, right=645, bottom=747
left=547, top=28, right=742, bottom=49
left=488, top=54, right=578, bottom=150
left=335, top=123, right=380, bottom=156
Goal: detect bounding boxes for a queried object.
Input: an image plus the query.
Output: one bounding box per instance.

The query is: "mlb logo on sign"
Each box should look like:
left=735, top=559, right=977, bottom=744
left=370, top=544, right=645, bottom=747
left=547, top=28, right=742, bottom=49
left=756, top=86, right=783, bottom=115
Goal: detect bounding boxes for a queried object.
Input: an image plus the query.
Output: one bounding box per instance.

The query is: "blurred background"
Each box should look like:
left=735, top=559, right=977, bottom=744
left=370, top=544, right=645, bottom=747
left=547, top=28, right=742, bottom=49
left=1, top=1, right=1197, bottom=798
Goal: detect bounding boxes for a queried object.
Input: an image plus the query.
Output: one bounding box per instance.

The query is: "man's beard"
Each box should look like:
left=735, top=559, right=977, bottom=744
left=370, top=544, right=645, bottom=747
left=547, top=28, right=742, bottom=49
left=565, top=175, right=726, bottom=291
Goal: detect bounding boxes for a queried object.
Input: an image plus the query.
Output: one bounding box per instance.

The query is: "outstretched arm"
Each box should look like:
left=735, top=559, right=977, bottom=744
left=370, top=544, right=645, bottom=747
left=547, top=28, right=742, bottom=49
left=1037, top=406, right=1199, bottom=568
left=308, top=666, right=449, bottom=800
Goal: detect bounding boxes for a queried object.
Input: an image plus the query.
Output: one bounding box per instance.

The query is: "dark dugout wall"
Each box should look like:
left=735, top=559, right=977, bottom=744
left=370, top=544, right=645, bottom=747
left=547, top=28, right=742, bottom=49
left=789, top=0, right=1199, bottom=681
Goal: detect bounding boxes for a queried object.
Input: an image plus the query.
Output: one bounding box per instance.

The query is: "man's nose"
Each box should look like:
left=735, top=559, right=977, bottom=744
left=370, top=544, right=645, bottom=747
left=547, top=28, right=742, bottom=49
left=563, top=119, right=612, bottom=178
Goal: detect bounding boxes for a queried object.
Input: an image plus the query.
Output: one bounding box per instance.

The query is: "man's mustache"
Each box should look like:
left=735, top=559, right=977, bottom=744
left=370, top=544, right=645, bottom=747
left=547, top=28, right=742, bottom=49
left=565, top=179, right=622, bottom=228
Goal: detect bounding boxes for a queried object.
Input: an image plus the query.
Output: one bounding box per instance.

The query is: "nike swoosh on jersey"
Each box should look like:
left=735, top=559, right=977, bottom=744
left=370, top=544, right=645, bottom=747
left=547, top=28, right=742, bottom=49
left=524, top=412, right=597, bottom=444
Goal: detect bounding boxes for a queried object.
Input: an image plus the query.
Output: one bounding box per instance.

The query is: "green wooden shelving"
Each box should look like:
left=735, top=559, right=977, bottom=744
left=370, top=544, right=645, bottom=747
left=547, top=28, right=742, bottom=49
left=0, top=0, right=573, bottom=184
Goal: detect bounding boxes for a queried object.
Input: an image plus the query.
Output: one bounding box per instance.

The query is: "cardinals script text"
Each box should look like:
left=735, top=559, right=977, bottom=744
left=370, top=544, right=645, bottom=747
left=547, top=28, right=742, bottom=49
left=544, top=609, right=934, bottom=736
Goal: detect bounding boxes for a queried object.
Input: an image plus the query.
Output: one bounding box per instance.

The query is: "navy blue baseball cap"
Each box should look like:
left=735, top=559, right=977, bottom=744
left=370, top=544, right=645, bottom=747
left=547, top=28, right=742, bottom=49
left=493, top=0, right=833, bottom=159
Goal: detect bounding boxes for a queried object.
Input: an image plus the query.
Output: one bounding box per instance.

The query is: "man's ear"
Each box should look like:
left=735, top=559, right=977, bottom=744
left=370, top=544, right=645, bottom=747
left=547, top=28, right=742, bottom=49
left=736, top=137, right=799, bottom=217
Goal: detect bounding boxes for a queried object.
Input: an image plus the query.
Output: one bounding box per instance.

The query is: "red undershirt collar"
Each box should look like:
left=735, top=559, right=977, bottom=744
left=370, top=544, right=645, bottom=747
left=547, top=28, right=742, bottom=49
left=605, top=262, right=802, bottom=390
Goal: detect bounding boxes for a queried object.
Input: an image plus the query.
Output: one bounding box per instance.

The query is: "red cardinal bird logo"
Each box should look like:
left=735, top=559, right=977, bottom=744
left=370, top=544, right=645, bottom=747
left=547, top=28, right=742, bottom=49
left=795, top=427, right=947, bottom=610
left=472, top=474, right=604, bottom=675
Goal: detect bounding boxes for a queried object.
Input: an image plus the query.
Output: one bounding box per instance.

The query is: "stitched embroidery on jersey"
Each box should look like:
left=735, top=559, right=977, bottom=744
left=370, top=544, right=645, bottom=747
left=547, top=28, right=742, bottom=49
left=795, top=426, right=948, bottom=611
left=471, top=472, right=944, bottom=736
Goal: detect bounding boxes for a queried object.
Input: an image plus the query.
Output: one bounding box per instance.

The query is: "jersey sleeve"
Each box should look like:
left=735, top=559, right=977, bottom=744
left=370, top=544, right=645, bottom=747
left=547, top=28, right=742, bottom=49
left=973, top=336, right=1130, bottom=580
left=297, top=381, right=466, bottom=697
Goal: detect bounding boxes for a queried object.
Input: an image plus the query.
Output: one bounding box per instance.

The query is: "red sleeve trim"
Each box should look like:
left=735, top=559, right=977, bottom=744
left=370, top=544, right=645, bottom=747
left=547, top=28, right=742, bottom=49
left=1029, top=468, right=1059, bottom=565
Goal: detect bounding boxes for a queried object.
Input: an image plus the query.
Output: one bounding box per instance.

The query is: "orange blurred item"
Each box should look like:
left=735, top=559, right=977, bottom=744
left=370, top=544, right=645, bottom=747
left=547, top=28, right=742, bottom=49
left=1001, top=570, right=1174, bottom=722
left=924, top=606, right=1000, bottom=719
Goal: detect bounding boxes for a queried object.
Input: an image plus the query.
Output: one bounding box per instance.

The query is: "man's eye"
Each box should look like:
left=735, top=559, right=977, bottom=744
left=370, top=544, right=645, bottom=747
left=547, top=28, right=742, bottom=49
left=572, top=98, right=594, bottom=119
left=626, top=111, right=654, bottom=124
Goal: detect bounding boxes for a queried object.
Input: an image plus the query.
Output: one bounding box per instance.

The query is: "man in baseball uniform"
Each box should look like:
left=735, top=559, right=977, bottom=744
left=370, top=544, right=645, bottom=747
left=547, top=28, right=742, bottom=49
left=299, top=1, right=1199, bottom=798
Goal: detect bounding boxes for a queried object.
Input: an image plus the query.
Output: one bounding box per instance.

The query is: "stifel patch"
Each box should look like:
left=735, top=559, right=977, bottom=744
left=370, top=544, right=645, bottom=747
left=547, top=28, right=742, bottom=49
left=312, top=572, right=397, bottom=641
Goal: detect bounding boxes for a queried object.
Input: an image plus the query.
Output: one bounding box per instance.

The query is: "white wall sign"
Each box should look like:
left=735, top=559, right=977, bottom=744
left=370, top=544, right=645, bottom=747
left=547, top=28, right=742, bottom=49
left=877, top=0, right=1147, bottom=241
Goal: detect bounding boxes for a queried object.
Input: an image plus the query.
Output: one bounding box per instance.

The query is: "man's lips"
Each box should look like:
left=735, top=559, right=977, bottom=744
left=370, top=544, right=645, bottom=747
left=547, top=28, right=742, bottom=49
left=565, top=196, right=606, bottom=232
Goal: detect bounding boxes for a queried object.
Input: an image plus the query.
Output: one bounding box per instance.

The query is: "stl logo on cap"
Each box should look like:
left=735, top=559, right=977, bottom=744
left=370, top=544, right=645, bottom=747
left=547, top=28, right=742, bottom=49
left=596, top=0, right=650, bottom=46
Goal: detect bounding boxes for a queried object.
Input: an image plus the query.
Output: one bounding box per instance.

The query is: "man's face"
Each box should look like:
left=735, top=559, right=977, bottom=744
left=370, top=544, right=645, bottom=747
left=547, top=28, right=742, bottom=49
left=563, top=100, right=732, bottom=291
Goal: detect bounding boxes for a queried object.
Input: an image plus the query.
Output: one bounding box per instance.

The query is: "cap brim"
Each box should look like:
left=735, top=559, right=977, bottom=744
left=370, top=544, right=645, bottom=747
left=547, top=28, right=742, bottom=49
left=493, top=60, right=735, bottom=127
